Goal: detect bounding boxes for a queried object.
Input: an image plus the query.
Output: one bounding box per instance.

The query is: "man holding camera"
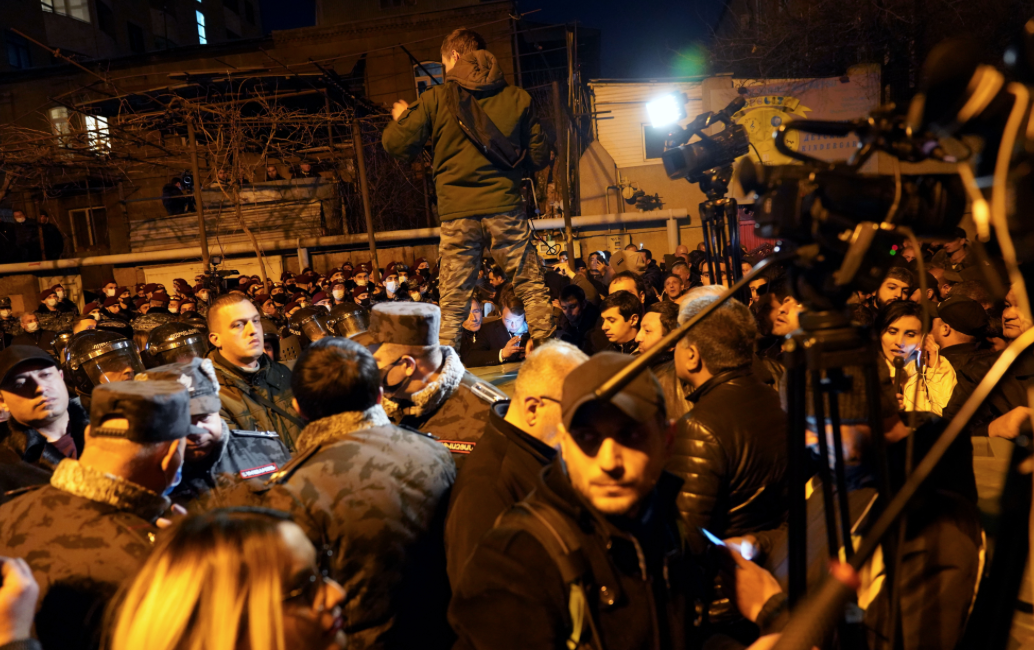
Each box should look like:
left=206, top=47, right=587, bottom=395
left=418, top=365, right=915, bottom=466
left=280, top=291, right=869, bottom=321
left=382, top=28, right=554, bottom=351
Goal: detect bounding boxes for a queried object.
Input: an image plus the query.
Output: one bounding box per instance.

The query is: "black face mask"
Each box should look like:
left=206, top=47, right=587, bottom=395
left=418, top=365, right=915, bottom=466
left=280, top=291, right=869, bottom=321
left=272, top=293, right=289, bottom=305
left=380, top=357, right=413, bottom=400
left=419, top=268, right=431, bottom=279
left=359, top=298, right=371, bottom=309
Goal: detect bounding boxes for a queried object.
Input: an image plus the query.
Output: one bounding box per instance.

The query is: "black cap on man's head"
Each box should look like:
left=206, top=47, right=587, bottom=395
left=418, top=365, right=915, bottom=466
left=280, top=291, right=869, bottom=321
left=936, top=295, right=989, bottom=336
left=0, top=346, right=58, bottom=388
left=368, top=302, right=440, bottom=347
left=561, top=352, right=664, bottom=430
left=90, top=380, right=199, bottom=442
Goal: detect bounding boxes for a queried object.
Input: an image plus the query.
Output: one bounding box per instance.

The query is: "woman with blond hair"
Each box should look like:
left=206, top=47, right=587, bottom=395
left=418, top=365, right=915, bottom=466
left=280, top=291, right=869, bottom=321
left=106, top=508, right=347, bottom=650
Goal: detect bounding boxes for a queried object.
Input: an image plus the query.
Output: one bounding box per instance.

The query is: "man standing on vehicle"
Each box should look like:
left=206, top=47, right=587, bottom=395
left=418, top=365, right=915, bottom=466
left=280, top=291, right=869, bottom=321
left=382, top=29, right=554, bottom=350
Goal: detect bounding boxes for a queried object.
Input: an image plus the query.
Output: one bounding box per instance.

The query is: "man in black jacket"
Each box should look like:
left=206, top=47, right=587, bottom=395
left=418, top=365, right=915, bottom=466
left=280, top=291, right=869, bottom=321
left=449, top=352, right=786, bottom=650
left=635, top=300, right=690, bottom=421
left=555, top=284, right=600, bottom=355
left=0, top=346, right=88, bottom=503
left=670, top=289, right=787, bottom=548
left=445, top=340, right=587, bottom=586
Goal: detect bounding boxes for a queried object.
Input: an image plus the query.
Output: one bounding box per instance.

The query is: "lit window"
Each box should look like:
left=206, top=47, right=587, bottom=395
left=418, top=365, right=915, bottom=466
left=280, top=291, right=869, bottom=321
left=84, top=115, right=110, bottom=152
left=41, top=0, right=91, bottom=23
left=68, top=207, right=108, bottom=250
left=49, top=107, right=71, bottom=146
left=196, top=10, right=206, bottom=44
left=414, top=62, right=443, bottom=95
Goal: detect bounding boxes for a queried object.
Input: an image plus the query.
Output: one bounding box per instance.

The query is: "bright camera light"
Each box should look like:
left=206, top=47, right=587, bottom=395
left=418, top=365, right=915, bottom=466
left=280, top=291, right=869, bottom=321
left=646, top=94, right=684, bottom=128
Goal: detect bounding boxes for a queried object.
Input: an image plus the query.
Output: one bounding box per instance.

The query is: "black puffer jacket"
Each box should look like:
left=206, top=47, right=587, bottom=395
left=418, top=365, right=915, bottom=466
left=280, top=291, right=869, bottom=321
left=668, top=368, right=788, bottom=541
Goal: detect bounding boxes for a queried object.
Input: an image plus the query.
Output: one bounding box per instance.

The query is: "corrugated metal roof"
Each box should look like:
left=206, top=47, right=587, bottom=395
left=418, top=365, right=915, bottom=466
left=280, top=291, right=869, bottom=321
left=590, top=81, right=703, bottom=169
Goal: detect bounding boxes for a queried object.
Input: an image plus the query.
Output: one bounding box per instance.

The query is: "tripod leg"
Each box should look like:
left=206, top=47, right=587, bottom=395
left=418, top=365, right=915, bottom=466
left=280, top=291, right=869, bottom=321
left=811, top=369, right=844, bottom=560
left=786, top=359, right=809, bottom=609
left=826, top=387, right=857, bottom=561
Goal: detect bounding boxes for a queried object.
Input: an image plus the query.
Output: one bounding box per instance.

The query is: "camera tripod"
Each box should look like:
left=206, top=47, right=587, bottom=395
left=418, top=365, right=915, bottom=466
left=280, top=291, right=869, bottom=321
left=695, top=165, right=747, bottom=301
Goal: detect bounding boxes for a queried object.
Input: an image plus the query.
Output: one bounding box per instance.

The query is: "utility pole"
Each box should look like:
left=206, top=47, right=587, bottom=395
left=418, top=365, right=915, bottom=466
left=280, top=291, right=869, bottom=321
left=352, top=114, right=380, bottom=282
left=186, top=117, right=210, bottom=270
left=552, top=81, right=575, bottom=272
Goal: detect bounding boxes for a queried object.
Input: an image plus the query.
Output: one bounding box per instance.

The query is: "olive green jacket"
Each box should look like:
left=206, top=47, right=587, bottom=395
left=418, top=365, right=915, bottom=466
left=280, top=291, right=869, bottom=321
left=207, top=350, right=304, bottom=451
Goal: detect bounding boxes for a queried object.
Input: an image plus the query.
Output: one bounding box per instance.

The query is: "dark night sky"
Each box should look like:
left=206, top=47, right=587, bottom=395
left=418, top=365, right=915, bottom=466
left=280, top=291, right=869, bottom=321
left=258, top=0, right=723, bottom=79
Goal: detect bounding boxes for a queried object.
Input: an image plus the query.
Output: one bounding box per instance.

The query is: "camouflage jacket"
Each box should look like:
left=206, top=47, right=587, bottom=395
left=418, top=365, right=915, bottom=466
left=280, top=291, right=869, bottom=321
left=0, top=398, right=89, bottom=504
left=0, top=459, right=164, bottom=650
left=207, top=349, right=304, bottom=452
left=265, top=404, right=456, bottom=650
left=170, top=418, right=291, bottom=507
left=381, top=346, right=506, bottom=467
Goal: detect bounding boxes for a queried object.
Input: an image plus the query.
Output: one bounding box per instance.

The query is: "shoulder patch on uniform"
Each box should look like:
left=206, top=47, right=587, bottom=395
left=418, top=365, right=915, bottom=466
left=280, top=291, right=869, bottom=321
left=264, top=444, right=322, bottom=486
left=230, top=428, right=280, bottom=439
left=240, top=463, right=279, bottom=479
left=461, top=372, right=508, bottom=404
left=439, top=439, right=476, bottom=454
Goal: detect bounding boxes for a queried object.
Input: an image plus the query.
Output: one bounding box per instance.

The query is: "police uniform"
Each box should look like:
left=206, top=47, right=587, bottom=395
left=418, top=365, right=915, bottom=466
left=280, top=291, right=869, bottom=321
left=0, top=380, right=193, bottom=650
left=367, top=302, right=506, bottom=468
left=135, top=357, right=291, bottom=506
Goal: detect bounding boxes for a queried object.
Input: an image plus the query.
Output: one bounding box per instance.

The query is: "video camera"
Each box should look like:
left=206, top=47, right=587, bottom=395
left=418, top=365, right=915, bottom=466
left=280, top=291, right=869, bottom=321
left=198, top=255, right=241, bottom=295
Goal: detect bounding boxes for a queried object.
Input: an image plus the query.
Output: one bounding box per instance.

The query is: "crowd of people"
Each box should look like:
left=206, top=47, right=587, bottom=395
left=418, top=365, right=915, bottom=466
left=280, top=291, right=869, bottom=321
left=0, top=218, right=1020, bottom=650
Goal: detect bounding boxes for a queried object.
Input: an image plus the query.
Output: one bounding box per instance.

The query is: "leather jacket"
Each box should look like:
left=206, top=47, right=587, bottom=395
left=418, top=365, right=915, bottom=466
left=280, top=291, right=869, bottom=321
left=668, top=367, right=788, bottom=542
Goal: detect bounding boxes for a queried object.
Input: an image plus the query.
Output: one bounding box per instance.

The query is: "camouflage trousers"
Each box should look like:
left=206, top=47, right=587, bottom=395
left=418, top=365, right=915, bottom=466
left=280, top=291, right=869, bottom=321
left=439, top=208, right=555, bottom=348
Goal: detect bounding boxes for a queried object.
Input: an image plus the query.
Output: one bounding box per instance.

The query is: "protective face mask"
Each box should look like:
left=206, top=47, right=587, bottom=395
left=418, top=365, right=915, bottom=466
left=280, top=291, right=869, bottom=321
left=356, top=278, right=368, bottom=287
left=104, top=288, right=116, bottom=297
left=24, top=322, right=38, bottom=333
left=55, top=290, right=64, bottom=299
left=359, top=297, right=371, bottom=308
left=169, top=307, right=179, bottom=314
left=198, top=292, right=209, bottom=302
left=0, top=310, right=10, bottom=318
left=45, top=298, right=57, bottom=307
left=332, top=289, right=345, bottom=300
left=385, top=281, right=398, bottom=294
left=14, top=216, right=25, bottom=223
left=272, top=294, right=289, bottom=305
left=163, top=464, right=183, bottom=497
left=399, top=275, right=408, bottom=284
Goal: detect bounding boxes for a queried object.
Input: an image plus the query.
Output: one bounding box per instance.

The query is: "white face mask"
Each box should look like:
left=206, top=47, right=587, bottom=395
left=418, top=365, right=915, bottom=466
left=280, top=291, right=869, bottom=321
left=0, top=310, right=10, bottom=318
left=198, top=292, right=209, bottom=302
left=24, top=322, right=38, bottom=332
left=55, top=290, right=64, bottom=299
left=356, top=278, right=368, bottom=287
left=90, top=311, right=101, bottom=319
left=169, top=307, right=179, bottom=314
left=14, top=215, right=25, bottom=223
left=332, top=289, right=345, bottom=300
left=45, top=298, right=57, bottom=307
left=385, top=281, right=398, bottom=294
left=104, top=288, right=116, bottom=297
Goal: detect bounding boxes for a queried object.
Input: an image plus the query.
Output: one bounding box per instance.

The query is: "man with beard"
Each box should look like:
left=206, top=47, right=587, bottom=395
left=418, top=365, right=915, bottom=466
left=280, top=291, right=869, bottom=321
left=134, top=357, right=289, bottom=505
left=634, top=300, right=689, bottom=420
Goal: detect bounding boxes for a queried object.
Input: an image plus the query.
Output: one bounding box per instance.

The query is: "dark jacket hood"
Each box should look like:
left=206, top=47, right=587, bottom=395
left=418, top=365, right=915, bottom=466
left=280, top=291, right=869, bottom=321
left=448, top=50, right=506, bottom=92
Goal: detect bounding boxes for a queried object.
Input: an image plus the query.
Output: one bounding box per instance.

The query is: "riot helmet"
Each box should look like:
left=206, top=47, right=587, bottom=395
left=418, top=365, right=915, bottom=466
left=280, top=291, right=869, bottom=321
left=289, top=307, right=334, bottom=344
left=94, top=316, right=134, bottom=340
left=52, top=330, right=74, bottom=364
left=64, top=329, right=146, bottom=396
left=260, top=317, right=280, bottom=362
left=328, top=302, right=370, bottom=339
left=144, top=321, right=209, bottom=368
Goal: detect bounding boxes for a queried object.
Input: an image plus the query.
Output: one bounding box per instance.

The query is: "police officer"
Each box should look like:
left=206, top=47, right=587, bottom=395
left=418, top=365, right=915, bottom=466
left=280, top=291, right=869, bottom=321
left=0, top=380, right=192, bottom=650
left=366, top=302, right=506, bottom=467
left=135, top=357, right=289, bottom=505
left=288, top=306, right=335, bottom=346
left=64, top=330, right=146, bottom=409
left=143, top=320, right=209, bottom=368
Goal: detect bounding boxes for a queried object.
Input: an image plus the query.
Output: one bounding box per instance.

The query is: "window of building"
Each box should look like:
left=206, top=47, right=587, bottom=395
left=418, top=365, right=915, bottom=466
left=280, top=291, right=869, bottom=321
left=223, top=0, right=239, bottom=12
left=127, top=22, right=145, bottom=53
left=41, top=0, right=91, bottom=23
left=84, top=115, right=110, bottom=152
left=643, top=124, right=668, bottom=161
left=196, top=10, right=206, bottom=44
left=414, top=62, right=443, bottom=95
left=244, top=1, right=255, bottom=24
left=6, top=34, right=31, bottom=69
left=68, top=207, right=108, bottom=251
left=49, top=107, right=71, bottom=146
left=96, top=1, right=116, bottom=38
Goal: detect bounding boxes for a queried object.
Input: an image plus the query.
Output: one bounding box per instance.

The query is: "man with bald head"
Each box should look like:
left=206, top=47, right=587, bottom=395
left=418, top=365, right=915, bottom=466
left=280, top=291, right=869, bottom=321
left=206, top=292, right=303, bottom=451
left=444, top=339, right=587, bottom=586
